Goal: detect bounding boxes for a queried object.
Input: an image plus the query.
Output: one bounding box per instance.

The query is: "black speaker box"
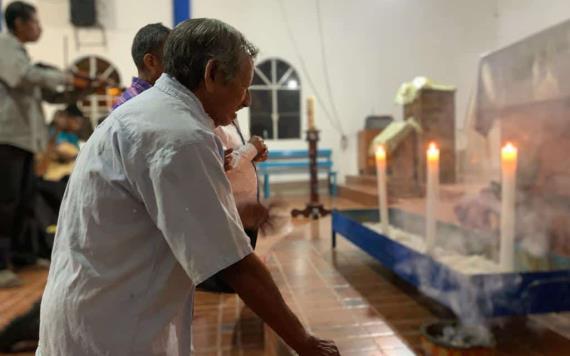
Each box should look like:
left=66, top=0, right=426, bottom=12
left=70, top=0, right=97, bottom=27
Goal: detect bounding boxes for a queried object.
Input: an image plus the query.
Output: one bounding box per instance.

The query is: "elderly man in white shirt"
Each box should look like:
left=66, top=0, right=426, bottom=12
left=37, top=18, right=339, bottom=356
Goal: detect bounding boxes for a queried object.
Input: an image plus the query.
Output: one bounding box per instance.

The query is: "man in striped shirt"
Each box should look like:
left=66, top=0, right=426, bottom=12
left=112, top=23, right=170, bottom=109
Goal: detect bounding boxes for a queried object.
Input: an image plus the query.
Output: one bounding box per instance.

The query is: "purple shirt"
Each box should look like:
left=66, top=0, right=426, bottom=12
left=112, top=77, right=152, bottom=110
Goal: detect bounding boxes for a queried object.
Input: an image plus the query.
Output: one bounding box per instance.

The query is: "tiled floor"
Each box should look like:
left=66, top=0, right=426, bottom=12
left=1, top=195, right=570, bottom=355
left=0, top=267, right=47, bottom=330
left=191, top=196, right=570, bottom=355
left=263, top=228, right=415, bottom=355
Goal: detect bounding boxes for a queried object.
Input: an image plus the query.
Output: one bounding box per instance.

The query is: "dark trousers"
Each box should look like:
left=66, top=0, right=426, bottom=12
left=196, top=228, right=258, bottom=293
left=0, top=298, right=41, bottom=352
left=33, top=177, right=69, bottom=260
left=0, top=145, right=36, bottom=269
left=36, top=177, right=67, bottom=214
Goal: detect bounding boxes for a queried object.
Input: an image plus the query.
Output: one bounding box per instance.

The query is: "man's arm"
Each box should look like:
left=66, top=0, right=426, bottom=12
left=0, top=48, right=68, bottom=90
left=41, top=84, right=97, bottom=104
left=220, top=253, right=340, bottom=356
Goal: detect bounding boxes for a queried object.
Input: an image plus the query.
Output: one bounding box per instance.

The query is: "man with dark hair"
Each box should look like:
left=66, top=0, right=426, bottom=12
left=112, top=23, right=171, bottom=109
left=3, top=0, right=36, bottom=32
left=38, top=18, right=339, bottom=355
left=0, top=1, right=89, bottom=287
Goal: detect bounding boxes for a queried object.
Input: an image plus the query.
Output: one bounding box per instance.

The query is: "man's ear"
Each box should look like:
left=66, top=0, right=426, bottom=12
left=203, top=59, right=218, bottom=93
left=143, top=53, right=155, bottom=70
left=13, top=18, right=25, bottom=34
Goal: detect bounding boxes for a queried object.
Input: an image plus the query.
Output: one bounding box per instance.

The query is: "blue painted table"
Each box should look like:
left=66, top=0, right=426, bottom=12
left=332, top=209, right=570, bottom=317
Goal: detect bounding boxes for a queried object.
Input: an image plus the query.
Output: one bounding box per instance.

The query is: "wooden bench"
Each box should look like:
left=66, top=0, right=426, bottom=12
left=256, top=149, right=337, bottom=198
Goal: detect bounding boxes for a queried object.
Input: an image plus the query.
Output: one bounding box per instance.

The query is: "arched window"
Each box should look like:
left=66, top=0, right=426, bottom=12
left=71, top=55, right=121, bottom=128
left=249, top=58, right=301, bottom=139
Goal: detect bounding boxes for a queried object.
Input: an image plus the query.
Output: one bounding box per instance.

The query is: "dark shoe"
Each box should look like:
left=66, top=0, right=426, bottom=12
left=0, top=300, right=40, bottom=353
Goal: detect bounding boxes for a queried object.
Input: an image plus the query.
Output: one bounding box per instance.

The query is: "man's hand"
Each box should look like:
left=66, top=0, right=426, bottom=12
left=254, top=149, right=268, bottom=162
left=237, top=201, right=269, bottom=229
left=249, top=135, right=268, bottom=162
left=248, top=135, right=265, bottom=153
left=73, top=76, right=91, bottom=90
left=223, top=148, right=234, bottom=171
left=296, top=335, right=340, bottom=356
left=258, top=199, right=291, bottom=236
left=220, top=254, right=340, bottom=356
left=67, top=70, right=108, bottom=94
left=66, top=70, right=91, bottom=90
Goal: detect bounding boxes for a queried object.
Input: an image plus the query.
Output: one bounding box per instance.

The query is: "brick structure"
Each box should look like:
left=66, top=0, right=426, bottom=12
left=387, top=88, right=456, bottom=197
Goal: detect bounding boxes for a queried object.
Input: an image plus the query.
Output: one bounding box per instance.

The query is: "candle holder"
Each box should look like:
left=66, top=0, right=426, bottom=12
left=291, top=129, right=331, bottom=219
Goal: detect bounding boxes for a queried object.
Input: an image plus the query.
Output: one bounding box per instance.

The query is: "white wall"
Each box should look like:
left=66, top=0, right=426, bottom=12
left=1, top=0, right=172, bottom=125
left=496, top=0, right=570, bottom=47
left=2, top=0, right=172, bottom=93
left=6, top=1, right=570, bottom=182
left=3, top=0, right=502, bottom=182
left=194, top=0, right=498, bottom=182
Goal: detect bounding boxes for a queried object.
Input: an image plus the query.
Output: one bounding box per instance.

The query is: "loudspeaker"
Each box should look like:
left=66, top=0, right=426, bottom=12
left=70, top=0, right=97, bottom=27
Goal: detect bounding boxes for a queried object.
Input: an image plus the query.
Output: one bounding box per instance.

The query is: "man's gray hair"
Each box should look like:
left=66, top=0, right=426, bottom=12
left=163, top=18, right=259, bottom=91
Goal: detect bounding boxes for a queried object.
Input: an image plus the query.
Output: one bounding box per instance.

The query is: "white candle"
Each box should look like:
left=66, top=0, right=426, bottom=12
left=500, top=142, right=518, bottom=271
left=375, top=145, right=389, bottom=234
left=425, top=142, right=440, bottom=254
left=307, top=96, right=316, bottom=130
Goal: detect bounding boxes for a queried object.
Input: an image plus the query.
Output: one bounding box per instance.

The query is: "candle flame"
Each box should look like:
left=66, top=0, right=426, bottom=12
left=502, top=142, right=517, bottom=161
left=427, top=142, right=439, bottom=161
left=375, top=145, right=386, bottom=161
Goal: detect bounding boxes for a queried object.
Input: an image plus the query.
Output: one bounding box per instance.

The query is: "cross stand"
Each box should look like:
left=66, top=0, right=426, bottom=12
left=291, top=129, right=331, bottom=219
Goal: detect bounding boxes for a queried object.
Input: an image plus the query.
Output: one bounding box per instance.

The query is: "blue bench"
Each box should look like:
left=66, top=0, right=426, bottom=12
left=256, top=149, right=337, bottom=198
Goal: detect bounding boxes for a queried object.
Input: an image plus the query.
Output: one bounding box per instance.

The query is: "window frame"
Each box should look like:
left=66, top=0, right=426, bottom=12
left=249, top=58, right=301, bottom=140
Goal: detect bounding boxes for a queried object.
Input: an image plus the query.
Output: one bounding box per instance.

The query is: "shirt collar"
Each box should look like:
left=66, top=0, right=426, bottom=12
left=6, top=32, right=26, bottom=52
left=154, top=74, right=215, bottom=130
left=131, top=77, right=152, bottom=90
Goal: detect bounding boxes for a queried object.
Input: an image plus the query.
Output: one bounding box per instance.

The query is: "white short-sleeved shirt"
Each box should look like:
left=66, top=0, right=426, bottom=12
left=37, top=74, right=253, bottom=356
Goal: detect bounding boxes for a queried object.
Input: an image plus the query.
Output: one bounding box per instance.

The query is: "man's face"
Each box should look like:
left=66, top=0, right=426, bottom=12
left=203, top=55, right=254, bottom=127
left=16, top=12, right=42, bottom=43
left=67, top=116, right=82, bottom=133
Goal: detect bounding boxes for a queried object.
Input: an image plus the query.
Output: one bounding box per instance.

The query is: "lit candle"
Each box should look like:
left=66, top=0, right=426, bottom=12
left=425, top=142, right=440, bottom=253
left=500, top=142, right=518, bottom=271
left=375, top=145, right=389, bottom=234
left=307, top=96, right=316, bottom=130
